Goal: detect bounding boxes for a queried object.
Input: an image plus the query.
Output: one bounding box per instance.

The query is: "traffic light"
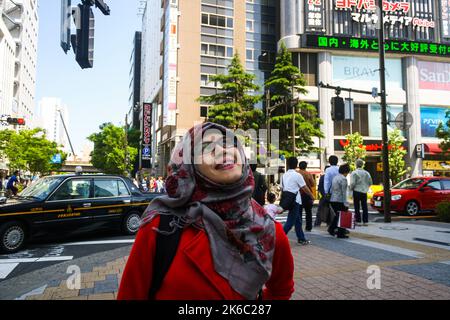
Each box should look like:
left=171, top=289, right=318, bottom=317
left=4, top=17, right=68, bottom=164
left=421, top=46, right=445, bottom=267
left=73, top=3, right=95, bottom=69
left=7, top=118, right=26, bottom=126
left=331, top=96, right=345, bottom=121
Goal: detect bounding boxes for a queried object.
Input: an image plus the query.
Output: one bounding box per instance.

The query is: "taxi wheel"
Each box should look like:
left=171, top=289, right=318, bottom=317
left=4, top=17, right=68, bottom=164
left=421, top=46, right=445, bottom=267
left=122, top=212, right=141, bottom=235
left=0, top=221, right=27, bottom=254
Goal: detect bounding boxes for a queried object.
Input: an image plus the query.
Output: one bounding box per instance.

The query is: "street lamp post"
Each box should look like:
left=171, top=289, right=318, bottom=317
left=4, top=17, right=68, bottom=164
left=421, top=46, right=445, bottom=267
left=291, top=74, right=301, bottom=156
left=378, top=0, right=391, bottom=223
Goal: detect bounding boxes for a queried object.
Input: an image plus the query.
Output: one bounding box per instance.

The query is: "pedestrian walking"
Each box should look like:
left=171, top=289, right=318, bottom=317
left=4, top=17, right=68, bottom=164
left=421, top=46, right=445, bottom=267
left=328, top=164, right=351, bottom=239
left=6, top=171, right=20, bottom=196
left=350, top=159, right=373, bottom=226
left=150, top=177, right=156, bottom=192
left=146, top=176, right=151, bottom=191
left=314, top=165, right=330, bottom=227
left=251, top=164, right=268, bottom=207
left=324, top=155, right=340, bottom=196
left=264, top=192, right=283, bottom=219
left=298, top=161, right=316, bottom=232
left=281, top=157, right=314, bottom=245
left=156, top=177, right=165, bottom=193
left=118, top=122, right=294, bottom=300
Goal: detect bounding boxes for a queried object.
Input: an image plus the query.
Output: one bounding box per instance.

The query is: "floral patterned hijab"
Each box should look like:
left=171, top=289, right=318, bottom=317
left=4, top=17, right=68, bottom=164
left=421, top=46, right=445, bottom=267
left=141, top=122, right=276, bottom=300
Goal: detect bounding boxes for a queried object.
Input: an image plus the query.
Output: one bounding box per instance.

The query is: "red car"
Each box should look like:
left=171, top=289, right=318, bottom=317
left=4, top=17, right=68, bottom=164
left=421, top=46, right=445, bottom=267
left=371, top=177, right=450, bottom=216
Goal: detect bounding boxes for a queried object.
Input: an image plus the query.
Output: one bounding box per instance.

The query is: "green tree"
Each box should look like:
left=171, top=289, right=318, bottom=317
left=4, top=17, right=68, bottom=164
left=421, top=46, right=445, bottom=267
left=265, top=43, right=324, bottom=157
left=199, top=53, right=263, bottom=131
left=127, top=128, right=141, bottom=150
left=0, top=129, right=14, bottom=162
left=0, top=128, right=65, bottom=175
left=88, top=123, right=137, bottom=175
left=436, top=110, right=450, bottom=158
left=343, top=132, right=367, bottom=171
left=388, top=129, right=411, bottom=185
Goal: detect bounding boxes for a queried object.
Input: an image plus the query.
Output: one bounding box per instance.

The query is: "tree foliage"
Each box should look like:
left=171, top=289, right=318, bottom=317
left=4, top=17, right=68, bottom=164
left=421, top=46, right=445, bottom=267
left=388, top=129, right=410, bottom=185
left=265, top=43, right=324, bottom=157
left=88, top=123, right=137, bottom=175
left=342, top=132, right=367, bottom=171
left=199, top=53, right=264, bottom=131
left=0, top=128, right=66, bottom=175
left=436, top=110, right=450, bottom=158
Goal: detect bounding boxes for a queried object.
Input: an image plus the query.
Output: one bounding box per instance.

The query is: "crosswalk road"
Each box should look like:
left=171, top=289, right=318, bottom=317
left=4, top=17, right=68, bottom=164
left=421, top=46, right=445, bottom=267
left=0, top=238, right=135, bottom=281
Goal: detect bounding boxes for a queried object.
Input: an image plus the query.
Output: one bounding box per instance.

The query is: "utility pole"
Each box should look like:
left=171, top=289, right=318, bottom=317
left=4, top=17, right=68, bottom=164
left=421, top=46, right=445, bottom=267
left=265, top=89, right=271, bottom=183
left=265, top=89, right=287, bottom=184
left=292, top=85, right=296, bottom=155
left=378, top=0, right=391, bottom=223
left=124, top=113, right=129, bottom=178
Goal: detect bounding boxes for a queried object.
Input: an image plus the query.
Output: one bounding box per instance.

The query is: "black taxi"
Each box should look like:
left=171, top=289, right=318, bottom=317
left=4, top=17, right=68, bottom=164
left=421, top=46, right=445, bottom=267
left=0, top=174, right=160, bottom=253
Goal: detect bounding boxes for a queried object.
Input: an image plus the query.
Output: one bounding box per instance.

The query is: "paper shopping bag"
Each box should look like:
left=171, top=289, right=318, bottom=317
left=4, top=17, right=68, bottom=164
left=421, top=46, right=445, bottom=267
left=338, top=211, right=355, bottom=229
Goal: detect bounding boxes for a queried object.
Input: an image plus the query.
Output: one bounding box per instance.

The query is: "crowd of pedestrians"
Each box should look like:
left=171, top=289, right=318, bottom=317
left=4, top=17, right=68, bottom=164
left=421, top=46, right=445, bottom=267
left=248, top=155, right=374, bottom=243
left=134, top=176, right=166, bottom=193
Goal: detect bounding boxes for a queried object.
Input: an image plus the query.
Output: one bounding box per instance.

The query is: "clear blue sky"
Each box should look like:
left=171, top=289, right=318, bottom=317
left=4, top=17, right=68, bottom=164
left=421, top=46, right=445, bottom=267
left=36, top=0, right=141, bottom=154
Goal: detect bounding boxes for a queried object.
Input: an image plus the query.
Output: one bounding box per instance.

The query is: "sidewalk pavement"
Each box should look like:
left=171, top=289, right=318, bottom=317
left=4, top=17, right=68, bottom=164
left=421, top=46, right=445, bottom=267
left=22, top=221, right=450, bottom=300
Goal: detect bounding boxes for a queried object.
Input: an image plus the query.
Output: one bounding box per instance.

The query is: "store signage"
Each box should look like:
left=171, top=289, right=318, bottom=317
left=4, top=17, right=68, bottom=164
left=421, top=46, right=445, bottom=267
left=305, top=0, right=325, bottom=32
left=442, top=0, right=450, bottom=39
left=304, top=35, right=450, bottom=57
left=51, top=154, right=62, bottom=164
left=335, top=139, right=407, bottom=152
left=163, top=1, right=178, bottom=126
left=142, top=103, right=152, bottom=162
left=420, top=106, right=449, bottom=138
left=335, top=0, right=435, bottom=29
left=423, top=161, right=450, bottom=171
left=332, top=56, right=402, bottom=89
left=417, top=61, right=450, bottom=91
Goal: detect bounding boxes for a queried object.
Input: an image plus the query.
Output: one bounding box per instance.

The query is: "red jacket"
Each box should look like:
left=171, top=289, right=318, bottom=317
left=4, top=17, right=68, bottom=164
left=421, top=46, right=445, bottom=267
left=117, top=214, right=295, bottom=300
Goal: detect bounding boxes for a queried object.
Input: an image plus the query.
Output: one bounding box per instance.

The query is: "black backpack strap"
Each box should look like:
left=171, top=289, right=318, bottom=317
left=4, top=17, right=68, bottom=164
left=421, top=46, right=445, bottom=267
left=148, top=214, right=182, bottom=299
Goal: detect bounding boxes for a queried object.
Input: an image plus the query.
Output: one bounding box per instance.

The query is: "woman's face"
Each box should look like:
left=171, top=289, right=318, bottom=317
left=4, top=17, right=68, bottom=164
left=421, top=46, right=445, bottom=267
left=195, top=132, right=243, bottom=185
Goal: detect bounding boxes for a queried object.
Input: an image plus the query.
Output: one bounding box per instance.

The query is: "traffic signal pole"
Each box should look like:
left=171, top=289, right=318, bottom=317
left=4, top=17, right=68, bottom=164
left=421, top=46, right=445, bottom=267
left=318, top=82, right=378, bottom=96
left=319, top=77, right=392, bottom=223
left=57, top=110, right=77, bottom=159
left=378, top=0, right=391, bottom=223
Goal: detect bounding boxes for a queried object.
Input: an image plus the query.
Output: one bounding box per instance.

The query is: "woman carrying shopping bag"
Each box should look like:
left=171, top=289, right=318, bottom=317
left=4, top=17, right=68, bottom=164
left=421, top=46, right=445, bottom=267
left=327, top=164, right=351, bottom=239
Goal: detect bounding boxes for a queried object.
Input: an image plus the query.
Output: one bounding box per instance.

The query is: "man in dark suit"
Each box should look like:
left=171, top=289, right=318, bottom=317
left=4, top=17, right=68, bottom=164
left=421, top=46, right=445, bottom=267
left=250, top=164, right=267, bottom=206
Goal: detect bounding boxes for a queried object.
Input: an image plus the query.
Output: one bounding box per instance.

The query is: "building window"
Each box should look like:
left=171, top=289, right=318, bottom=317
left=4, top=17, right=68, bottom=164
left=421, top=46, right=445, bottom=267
left=334, top=104, right=369, bottom=137
left=246, top=49, right=254, bottom=60
left=201, top=106, right=209, bottom=118
left=201, top=74, right=208, bottom=86
left=227, top=17, right=234, bottom=28
left=297, top=53, right=318, bottom=86
left=201, top=43, right=208, bottom=54
left=202, top=13, right=209, bottom=24
left=201, top=13, right=233, bottom=29
left=201, top=43, right=233, bottom=58
left=246, top=20, right=254, bottom=32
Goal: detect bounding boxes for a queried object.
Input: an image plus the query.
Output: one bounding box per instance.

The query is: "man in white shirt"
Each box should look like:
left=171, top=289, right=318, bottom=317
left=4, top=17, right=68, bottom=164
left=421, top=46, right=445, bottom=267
left=350, top=159, right=373, bottom=226
left=282, top=157, right=315, bottom=245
